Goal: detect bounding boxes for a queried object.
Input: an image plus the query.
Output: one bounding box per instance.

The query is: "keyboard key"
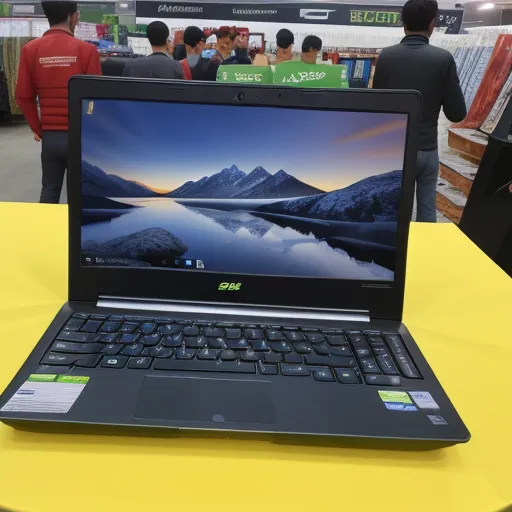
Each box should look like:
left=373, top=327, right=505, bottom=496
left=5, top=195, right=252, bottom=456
left=119, top=322, right=138, bottom=333
left=225, top=338, right=249, bottom=350
left=101, top=321, right=120, bottom=333
left=90, top=314, right=108, bottom=320
left=75, top=354, right=102, bottom=368
left=36, top=365, right=70, bottom=374
left=312, top=368, right=335, bottom=382
left=97, top=333, right=118, bottom=343
left=266, top=330, right=283, bottom=341
left=281, top=364, right=310, bottom=376
left=245, top=328, right=264, bottom=340
left=215, top=322, right=234, bottom=328
left=121, top=343, right=143, bottom=356
left=175, top=348, right=196, bottom=359
left=101, top=356, right=127, bottom=368
left=355, top=347, right=371, bottom=358
left=220, top=349, right=237, bottom=361
left=305, top=354, right=330, bottom=366
left=57, top=331, right=96, bottom=343
left=154, top=359, right=256, bottom=373
left=301, top=327, right=319, bottom=332
left=313, top=342, right=331, bottom=355
left=264, top=352, right=282, bottom=363
left=329, top=346, right=353, bottom=356
left=240, top=349, right=262, bottom=362
left=384, top=334, right=421, bottom=379
left=329, top=355, right=356, bottom=367
left=251, top=340, right=270, bottom=352
left=72, top=313, right=89, bottom=319
left=335, top=368, right=360, bottom=384
left=109, top=315, right=124, bottom=321
left=207, top=337, right=227, bottom=349
left=305, top=333, right=326, bottom=343
left=120, top=333, right=138, bottom=344
left=185, top=336, right=206, bottom=349
left=326, top=335, right=347, bottom=346
left=377, top=354, right=400, bottom=375
left=140, top=323, right=156, bottom=334
left=360, top=358, right=380, bottom=374
left=322, top=328, right=344, bottom=334
left=225, top=328, right=242, bottom=339
left=367, top=335, right=385, bottom=345
left=63, top=318, right=85, bottom=331
left=197, top=348, right=220, bottom=360
left=128, top=357, right=152, bottom=369
left=284, top=331, right=304, bottom=342
left=372, top=346, right=388, bottom=355
left=102, top=343, right=122, bottom=355
left=268, top=341, right=291, bottom=353
left=149, top=346, right=174, bottom=358
left=204, top=327, right=224, bottom=338
left=258, top=361, right=278, bottom=375
left=41, top=353, right=78, bottom=365
left=162, top=334, right=183, bottom=347
left=365, top=375, right=401, bottom=386
left=183, top=325, right=200, bottom=336
left=51, top=341, right=102, bottom=354
left=284, top=352, right=303, bottom=364
left=157, top=324, right=175, bottom=335
left=348, top=333, right=366, bottom=345
left=293, top=342, right=312, bottom=354
left=81, top=320, right=103, bottom=333
left=141, top=333, right=161, bottom=346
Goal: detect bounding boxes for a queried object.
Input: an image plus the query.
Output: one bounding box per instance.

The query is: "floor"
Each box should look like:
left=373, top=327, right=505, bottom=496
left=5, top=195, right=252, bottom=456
left=0, top=122, right=448, bottom=222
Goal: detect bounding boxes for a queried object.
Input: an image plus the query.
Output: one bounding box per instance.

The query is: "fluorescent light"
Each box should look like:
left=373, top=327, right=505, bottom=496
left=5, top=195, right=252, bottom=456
left=478, top=3, right=495, bottom=9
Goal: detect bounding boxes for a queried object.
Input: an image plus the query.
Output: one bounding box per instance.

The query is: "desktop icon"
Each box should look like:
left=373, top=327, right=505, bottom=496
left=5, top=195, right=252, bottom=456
left=196, top=260, right=205, bottom=269
left=185, top=260, right=193, bottom=267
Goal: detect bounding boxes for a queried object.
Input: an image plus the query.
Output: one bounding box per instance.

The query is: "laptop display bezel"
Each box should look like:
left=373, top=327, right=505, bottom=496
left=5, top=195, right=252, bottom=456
left=68, top=76, right=420, bottom=321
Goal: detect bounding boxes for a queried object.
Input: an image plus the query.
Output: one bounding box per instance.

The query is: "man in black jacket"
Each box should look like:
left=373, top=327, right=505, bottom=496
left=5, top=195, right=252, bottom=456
left=123, top=21, right=183, bottom=79
left=373, top=0, right=466, bottom=222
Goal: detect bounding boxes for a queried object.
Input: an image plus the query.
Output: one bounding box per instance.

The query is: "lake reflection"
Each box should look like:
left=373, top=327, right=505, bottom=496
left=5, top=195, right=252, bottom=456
left=81, top=198, right=393, bottom=280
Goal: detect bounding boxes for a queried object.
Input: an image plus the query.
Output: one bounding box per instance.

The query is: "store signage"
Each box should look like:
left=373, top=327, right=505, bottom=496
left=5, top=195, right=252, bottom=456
left=136, top=1, right=462, bottom=33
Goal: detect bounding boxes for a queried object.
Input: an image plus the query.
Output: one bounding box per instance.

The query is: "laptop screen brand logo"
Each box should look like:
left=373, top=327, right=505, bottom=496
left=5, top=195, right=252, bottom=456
left=218, top=282, right=242, bottom=291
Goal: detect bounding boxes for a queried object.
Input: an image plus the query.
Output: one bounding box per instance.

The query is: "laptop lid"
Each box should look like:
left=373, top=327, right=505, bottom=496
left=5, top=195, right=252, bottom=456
left=68, top=77, right=420, bottom=321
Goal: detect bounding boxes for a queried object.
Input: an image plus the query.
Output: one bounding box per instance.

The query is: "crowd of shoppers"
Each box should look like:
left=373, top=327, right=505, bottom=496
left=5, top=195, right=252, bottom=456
left=14, top=0, right=465, bottom=220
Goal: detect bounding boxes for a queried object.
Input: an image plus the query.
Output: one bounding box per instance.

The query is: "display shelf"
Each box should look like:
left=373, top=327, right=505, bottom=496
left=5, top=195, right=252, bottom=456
left=447, top=128, right=488, bottom=163
left=439, top=150, right=478, bottom=198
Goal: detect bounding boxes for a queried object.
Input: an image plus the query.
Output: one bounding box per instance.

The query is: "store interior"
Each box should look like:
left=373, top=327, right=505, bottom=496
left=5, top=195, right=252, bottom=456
left=0, top=0, right=511, bottom=272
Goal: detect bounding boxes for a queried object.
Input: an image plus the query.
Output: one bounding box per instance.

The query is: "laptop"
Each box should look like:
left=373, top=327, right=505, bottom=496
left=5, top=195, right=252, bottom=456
left=0, top=77, right=470, bottom=449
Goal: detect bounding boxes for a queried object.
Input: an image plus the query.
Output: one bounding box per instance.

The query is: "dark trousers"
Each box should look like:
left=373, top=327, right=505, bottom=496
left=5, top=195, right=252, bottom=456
left=40, top=130, right=68, bottom=204
left=415, top=149, right=439, bottom=223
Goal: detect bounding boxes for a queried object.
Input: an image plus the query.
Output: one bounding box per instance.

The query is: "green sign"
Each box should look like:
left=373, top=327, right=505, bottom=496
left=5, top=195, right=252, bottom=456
left=216, top=65, right=273, bottom=85
left=274, top=62, right=349, bottom=89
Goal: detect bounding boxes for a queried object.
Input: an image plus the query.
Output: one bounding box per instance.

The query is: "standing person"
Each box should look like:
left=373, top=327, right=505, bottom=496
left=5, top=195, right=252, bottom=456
left=181, top=26, right=218, bottom=81
left=15, top=1, right=101, bottom=204
left=275, top=29, right=294, bottom=63
left=123, top=21, right=184, bottom=79
left=301, top=35, right=322, bottom=64
left=213, top=26, right=251, bottom=65
left=373, top=0, right=466, bottom=222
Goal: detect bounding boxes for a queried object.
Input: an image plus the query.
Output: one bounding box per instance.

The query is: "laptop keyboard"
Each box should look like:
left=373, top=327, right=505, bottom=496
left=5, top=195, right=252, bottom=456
left=37, top=313, right=422, bottom=386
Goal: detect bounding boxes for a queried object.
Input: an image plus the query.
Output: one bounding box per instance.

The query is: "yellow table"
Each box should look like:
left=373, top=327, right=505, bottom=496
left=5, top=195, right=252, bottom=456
left=0, top=202, right=511, bottom=512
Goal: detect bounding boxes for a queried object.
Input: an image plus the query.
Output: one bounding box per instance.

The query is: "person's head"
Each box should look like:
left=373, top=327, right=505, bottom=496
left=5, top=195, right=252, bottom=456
left=146, top=21, right=171, bottom=53
left=184, top=26, right=206, bottom=55
left=42, top=2, right=78, bottom=33
left=216, top=26, right=235, bottom=59
left=301, top=35, right=322, bottom=64
left=402, top=0, right=439, bottom=37
left=276, top=28, right=294, bottom=62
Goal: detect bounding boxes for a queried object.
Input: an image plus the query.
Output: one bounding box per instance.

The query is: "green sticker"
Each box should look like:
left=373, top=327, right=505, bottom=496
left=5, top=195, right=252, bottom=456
left=56, top=375, right=90, bottom=384
left=378, top=390, right=412, bottom=404
left=27, top=374, right=58, bottom=382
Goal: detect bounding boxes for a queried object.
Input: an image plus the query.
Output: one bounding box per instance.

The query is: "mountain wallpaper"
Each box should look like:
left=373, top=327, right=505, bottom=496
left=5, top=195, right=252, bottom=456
left=80, top=99, right=407, bottom=281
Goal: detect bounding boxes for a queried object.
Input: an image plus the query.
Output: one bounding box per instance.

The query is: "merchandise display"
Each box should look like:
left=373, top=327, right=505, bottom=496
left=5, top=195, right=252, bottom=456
left=481, top=71, right=512, bottom=134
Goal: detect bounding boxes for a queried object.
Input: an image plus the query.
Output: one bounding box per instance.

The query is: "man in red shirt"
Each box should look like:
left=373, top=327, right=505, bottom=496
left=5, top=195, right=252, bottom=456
left=16, top=1, right=101, bottom=203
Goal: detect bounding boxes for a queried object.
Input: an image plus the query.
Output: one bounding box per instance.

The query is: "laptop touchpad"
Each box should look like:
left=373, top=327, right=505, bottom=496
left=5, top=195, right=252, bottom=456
left=134, top=376, right=276, bottom=425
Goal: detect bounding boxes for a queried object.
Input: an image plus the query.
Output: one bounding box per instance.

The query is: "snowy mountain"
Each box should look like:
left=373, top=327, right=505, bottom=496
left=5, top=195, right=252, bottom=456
left=257, top=170, right=402, bottom=222
left=234, top=169, right=324, bottom=199
left=82, top=161, right=159, bottom=198
left=167, top=165, right=245, bottom=198
left=233, top=166, right=271, bottom=193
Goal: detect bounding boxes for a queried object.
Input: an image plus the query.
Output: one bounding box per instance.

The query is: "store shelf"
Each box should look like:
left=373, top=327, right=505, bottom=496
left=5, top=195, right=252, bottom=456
left=447, top=128, right=488, bottom=163
left=439, top=150, right=478, bottom=197
left=436, top=177, right=467, bottom=224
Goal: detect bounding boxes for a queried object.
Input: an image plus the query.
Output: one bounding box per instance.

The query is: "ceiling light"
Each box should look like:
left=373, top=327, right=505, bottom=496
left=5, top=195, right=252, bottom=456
left=478, top=3, right=495, bottom=10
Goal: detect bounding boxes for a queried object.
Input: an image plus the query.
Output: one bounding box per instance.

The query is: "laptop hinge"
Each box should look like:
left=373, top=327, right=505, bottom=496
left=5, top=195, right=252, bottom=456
left=97, top=296, right=371, bottom=323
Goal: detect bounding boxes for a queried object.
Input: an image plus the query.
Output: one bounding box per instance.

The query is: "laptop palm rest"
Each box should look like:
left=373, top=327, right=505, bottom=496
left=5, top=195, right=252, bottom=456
left=134, top=376, right=276, bottom=425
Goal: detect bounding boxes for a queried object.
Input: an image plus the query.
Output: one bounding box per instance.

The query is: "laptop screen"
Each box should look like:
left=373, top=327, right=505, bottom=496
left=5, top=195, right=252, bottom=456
left=81, top=99, right=407, bottom=282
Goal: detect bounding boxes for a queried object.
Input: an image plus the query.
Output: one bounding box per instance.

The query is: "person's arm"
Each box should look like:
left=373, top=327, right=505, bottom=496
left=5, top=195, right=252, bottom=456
left=233, top=48, right=252, bottom=65
left=85, top=46, right=102, bottom=75
left=15, top=45, right=41, bottom=136
left=442, top=55, right=466, bottom=123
